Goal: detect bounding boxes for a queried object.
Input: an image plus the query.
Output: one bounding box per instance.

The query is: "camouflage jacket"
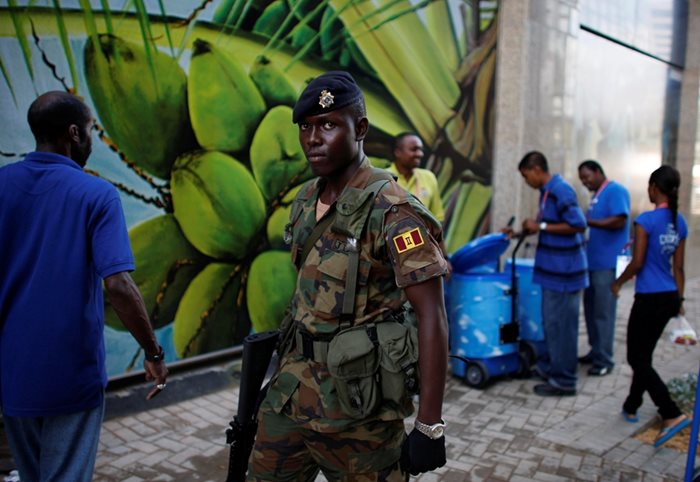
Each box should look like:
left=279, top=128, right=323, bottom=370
left=261, top=158, right=448, bottom=432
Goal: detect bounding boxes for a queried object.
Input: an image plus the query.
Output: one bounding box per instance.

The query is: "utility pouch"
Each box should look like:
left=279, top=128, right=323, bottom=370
left=327, top=325, right=381, bottom=419
left=376, top=321, right=420, bottom=403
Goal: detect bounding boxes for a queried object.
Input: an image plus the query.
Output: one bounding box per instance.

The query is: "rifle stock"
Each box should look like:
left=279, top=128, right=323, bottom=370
left=226, top=330, right=279, bottom=482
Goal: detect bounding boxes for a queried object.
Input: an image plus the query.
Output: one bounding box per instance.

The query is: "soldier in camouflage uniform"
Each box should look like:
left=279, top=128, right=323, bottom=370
left=248, top=71, right=449, bottom=481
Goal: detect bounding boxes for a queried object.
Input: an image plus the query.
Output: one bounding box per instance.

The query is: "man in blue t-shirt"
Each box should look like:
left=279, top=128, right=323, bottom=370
left=578, top=160, right=630, bottom=376
left=0, top=92, right=169, bottom=481
left=514, top=151, right=588, bottom=397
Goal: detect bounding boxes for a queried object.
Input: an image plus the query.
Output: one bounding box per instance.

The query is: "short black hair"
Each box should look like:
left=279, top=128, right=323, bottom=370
left=518, top=151, right=548, bottom=172
left=578, top=159, right=605, bottom=176
left=393, top=132, right=420, bottom=152
left=27, top=91, right=91, bottom=144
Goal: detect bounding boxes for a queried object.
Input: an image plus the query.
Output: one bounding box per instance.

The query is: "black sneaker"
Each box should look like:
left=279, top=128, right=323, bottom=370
left=588, top=366, right=611, bottom=376
left=578, top=353, right=593, bottom=364
left=534, top=383, right=576, bottom=397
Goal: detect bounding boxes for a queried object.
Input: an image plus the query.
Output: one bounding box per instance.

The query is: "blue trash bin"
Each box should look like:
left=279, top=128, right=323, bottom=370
left=447, top=233, right=522, bottom=387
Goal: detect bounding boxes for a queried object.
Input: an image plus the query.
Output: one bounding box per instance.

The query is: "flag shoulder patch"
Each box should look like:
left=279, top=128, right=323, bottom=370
left=392, top=228, right=424, bottom=254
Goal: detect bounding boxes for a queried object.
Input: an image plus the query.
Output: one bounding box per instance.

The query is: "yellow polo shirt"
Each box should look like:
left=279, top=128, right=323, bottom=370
left=387, top=164, right=445, bottom=222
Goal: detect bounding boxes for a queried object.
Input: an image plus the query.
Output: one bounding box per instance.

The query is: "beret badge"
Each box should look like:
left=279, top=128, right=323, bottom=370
left=318, top=89, right=335, bottom=108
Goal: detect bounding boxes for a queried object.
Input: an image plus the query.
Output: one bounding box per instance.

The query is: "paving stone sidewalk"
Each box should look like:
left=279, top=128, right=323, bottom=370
left=95, top=279, right=700, bottom=481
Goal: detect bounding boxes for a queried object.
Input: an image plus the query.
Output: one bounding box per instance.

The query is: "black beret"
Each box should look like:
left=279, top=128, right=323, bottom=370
left=292, top=71, right=363, bottom=124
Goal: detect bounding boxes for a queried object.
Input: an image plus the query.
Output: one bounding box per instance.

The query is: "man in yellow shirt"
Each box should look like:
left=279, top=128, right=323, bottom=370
left=388, top=133, right=445, bottom=222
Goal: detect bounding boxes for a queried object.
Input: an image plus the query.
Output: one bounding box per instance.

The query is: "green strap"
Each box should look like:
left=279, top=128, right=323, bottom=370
left=294, top=330, right=330, bottom=363
left=342, top=246, right=360, bottom=318
left=339, top=176, right=392, bottom=323
left=297, top=208, right=336, bottom=270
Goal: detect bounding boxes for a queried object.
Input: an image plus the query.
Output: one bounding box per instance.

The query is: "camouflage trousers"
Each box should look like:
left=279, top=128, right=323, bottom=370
left=247, top=409, right=408, bottom=482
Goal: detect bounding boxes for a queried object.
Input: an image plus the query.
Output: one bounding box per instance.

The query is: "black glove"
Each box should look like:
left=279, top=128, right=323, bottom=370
left=400, top=428, right=446, bottom=475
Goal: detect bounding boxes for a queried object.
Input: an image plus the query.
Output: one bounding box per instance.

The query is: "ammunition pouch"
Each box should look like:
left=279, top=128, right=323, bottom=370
left=376, top=320, right=420, bottom=403
left=326, top=320, right=419, bottom=419
left=327, top=324, right=381, bottom=419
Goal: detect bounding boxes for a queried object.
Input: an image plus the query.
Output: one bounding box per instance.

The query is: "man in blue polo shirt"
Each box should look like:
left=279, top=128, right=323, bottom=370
left=517, top=151, right=588, bottom=396
left=578, top=160, right=630, bottom=377
left=0, top=91, right=168, bottom=481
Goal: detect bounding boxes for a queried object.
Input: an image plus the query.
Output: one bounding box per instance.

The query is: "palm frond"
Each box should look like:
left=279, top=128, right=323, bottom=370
left=283, top=0, right=330, bottom=69
left=261, top=1, right=305, bottom=56
left=176, top=17, right=197, bottom=60
left=52, top=0, right=80, bottom=91
left=112, top=0, right=133, bottom=30
left=78, top=0, right=100, bottom=40
left=133, top=0, right=159, bottom=91
left=362, top=0, right=433, bottom=32
left=214, top=0, right=244, bottom=39
left=233, top=0, right=257, bottom=31
left=156, top=0, right=174, bottom=56
left=369, top=0, right=459, bottom=106
left=99, top=0, right=114, bottom=34
left=222, top=0, right=244, bottom=29
left=463, top=0, right=477, bottom=54
left=330, top=0, right=457, bottom=142
left=424, top=1, right=459, bottom=71
left=7, top=0, right=35, bottom=83
left=0, top=57, right=18, bottom=107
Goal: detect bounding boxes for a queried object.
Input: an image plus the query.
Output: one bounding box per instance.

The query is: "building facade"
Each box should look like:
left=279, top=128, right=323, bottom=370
left=492, top=0, right=700, bottom=276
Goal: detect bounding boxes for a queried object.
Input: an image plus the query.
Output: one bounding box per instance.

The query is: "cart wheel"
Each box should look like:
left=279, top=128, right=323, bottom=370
left=519, top=341, right=537, bottom=367
left=465, top=361, right=489, bottom=389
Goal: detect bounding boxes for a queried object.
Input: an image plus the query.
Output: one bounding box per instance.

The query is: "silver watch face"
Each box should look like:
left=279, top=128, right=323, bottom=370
left=430, top=425, right=445, bottom=438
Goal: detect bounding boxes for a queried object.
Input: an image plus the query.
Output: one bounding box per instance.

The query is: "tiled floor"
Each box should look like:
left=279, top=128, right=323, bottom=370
left=94, top=279, right=700, bottom=481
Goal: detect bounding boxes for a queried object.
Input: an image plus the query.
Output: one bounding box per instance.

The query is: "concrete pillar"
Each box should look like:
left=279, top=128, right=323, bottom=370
left=492, top=0, right=580, bottom=231
left=491, top=0, right=530, bottom=230
left=677, top=0, right=700, bottom=277
left=677, top=0, right=700, bottom=216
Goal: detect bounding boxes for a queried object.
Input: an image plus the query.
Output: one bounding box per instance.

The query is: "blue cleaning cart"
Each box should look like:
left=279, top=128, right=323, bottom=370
left=505, top=257, right=546, bottom=367
left=447, top=233, right=524, bottom=388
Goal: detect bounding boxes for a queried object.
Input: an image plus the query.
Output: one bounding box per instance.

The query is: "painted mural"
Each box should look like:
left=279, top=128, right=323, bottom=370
left=0, top=0, right=498, bottom=376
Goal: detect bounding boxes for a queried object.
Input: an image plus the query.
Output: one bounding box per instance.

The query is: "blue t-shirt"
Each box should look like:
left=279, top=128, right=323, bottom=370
left=0, top=152, right=134, bottom=417
left=533, top=174, right=589, bottom=292
left=634, top=208, right=688, bottom=294
left=586, top=181, right=630, bottom=271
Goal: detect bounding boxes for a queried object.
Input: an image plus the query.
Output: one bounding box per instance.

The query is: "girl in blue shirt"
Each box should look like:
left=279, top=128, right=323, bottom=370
left=612, top=165, right=688, bottom=447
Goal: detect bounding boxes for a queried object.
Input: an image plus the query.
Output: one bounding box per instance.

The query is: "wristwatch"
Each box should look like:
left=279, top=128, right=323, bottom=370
left=145, top=345, right=165, bottom=363
left=539, top=221, right=547, bottom=232
left=414, top=419, right=446, bottom=439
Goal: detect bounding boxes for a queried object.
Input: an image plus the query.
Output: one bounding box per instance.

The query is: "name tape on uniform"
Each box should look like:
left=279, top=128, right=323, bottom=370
left=393, top=228, right=424, bottom=254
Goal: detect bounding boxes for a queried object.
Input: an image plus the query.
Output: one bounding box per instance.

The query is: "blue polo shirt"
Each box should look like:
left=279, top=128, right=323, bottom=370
left=586, top=180, right=630, bottom=271
left=0, top=152, right=134, bottom=417
left=533, top=174, right=589, bottom=292
left=635, top=208, right=687, bottom=294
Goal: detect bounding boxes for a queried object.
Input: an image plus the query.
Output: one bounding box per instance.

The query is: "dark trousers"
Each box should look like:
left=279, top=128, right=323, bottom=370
left=623, top=291, right=682, bottom=420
